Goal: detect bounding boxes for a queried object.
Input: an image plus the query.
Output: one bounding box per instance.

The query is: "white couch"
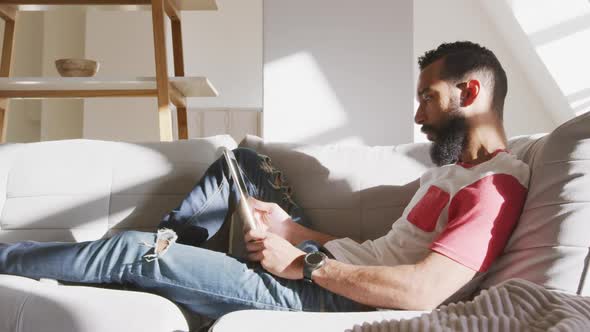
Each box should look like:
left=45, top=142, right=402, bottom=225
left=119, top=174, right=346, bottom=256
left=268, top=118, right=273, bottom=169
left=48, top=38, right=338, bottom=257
left=0, top=111, right=588, bottom=332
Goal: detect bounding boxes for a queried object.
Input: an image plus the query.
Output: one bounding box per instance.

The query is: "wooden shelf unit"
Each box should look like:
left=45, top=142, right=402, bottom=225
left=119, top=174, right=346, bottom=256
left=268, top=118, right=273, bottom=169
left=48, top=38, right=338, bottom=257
left=0, top=0, right=219, bottom=143
left=0, top=77, right=218, bottom=103
left=0, top=0, right=217, bottom=12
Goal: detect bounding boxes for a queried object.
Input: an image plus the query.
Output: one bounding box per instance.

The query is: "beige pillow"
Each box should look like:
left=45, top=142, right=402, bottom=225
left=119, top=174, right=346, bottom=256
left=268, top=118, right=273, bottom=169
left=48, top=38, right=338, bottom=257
left=482, top=111, right=590, bottom=295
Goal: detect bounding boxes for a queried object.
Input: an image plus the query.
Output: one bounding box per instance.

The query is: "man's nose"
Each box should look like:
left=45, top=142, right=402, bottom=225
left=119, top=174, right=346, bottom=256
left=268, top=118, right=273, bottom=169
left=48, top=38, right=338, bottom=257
left=414, top=107, right=425, bottom=125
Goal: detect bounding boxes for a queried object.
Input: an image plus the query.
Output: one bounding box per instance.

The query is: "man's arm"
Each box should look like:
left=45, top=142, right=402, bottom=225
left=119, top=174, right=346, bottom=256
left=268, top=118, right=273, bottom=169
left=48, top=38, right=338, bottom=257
left=311, top=251, right=476, bottom=310
left=245, top=229, right=476, bottom=310
left=286, top=222, right=337, bottom=245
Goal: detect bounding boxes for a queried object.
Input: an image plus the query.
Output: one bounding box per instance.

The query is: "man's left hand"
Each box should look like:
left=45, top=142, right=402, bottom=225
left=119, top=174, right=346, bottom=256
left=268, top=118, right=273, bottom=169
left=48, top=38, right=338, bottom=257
left=245, top=228, right=306, bottom=280
left=247, top=197, right=297, bottom=242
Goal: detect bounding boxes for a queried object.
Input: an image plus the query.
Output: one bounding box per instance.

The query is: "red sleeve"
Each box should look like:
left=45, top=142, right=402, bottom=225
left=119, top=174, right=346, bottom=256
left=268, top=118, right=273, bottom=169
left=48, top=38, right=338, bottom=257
left=429, top=174, right=527, bottom=272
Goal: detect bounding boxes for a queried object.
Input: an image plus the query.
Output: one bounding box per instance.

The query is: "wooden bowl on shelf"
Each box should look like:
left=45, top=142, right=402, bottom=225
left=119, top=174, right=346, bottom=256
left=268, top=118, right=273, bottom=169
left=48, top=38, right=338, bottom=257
left=55, top=58, right=100, bottom=77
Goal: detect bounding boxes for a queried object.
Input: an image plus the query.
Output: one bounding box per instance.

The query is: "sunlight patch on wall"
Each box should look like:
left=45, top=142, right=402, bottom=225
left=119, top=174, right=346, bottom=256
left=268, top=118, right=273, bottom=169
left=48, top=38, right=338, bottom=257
left=264, top=51, right=349, bottom=143
left=570, top=90, right=590, bottom=116
left=510, top=0, right=590, bottom=116
left=511, top=0, right=589, bottom=35
left=536, top=28, right=590, bottom=115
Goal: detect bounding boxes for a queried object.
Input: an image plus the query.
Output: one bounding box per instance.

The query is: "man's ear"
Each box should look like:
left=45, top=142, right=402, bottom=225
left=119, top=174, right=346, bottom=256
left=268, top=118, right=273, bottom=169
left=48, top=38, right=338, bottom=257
left=457, top=80, right=480, bottom=107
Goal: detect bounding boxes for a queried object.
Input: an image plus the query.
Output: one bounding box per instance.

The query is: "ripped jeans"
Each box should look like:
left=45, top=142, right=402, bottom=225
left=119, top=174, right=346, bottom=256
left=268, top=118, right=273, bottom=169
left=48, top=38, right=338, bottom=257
left=0, top=148, right=369, bottom=319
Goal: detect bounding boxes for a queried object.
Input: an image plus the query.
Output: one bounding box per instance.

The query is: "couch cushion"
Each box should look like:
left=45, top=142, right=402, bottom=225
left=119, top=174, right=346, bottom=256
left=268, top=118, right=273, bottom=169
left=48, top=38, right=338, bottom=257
left=481, top=111, right=590, bottom=295
left=211, top=309, right=427, bottom=332
left=0, top=274, right=189, bottom=332
left=0, top=135, right=237, bottom=243
left=0, top=135, right=237, bottom=331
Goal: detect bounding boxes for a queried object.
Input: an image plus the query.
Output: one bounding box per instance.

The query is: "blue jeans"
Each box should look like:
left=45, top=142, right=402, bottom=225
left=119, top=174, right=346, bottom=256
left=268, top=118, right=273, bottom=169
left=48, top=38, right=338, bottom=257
left=0, top=148, right=369, bottom=318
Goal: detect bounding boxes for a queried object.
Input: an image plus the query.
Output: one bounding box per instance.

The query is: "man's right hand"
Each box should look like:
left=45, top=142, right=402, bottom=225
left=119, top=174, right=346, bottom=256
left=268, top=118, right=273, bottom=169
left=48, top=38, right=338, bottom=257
left=245, top=197, right=296, bottom=242
left=244, top=228, right=307, bottom=280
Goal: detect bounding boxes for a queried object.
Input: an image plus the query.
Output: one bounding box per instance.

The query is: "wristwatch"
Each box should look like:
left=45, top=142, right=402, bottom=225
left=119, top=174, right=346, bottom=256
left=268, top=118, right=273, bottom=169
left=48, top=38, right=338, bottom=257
left=303, top=251, right=327, bottom=283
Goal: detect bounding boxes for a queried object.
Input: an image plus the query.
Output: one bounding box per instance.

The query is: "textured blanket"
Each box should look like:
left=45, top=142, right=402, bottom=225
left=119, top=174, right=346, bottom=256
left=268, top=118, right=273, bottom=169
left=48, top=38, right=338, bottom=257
left=350, top=279, right=590, bottom=332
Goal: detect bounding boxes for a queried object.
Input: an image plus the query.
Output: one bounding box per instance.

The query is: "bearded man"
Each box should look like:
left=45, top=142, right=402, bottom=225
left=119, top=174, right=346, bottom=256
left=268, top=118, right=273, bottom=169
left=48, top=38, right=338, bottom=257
left=0, top=41, right=529, bottom=318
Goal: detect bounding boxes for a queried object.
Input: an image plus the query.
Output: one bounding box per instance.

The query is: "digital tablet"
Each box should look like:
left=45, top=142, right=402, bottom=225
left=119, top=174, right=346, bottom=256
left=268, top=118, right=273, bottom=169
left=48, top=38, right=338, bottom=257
left=222, top=148, right=258, bottom=231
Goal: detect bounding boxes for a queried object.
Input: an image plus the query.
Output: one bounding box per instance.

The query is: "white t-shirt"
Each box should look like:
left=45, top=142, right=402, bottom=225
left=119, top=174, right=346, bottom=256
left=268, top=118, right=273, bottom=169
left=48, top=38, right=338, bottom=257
left=324, top=150, right=530, bottom=273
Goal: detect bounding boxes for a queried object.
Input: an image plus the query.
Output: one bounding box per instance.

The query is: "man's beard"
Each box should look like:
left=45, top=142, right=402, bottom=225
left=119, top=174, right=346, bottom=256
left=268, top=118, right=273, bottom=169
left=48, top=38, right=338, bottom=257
left=422, top=111, right=468, bottom=167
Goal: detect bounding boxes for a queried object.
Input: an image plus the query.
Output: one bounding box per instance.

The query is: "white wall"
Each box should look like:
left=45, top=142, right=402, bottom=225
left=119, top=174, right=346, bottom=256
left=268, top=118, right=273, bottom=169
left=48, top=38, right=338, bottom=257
left=83, top=0, right=262, bottom=142
left=413, top=0, right=557, bottom=143
left=482, top=0, right=590, bottom=122
left=263, top=0, right=414, bottom=146
left=83, top=10, right=161, bottom=142
left=40, top=8, right=85, bottom=141
left=4, top=1, right=567, bottom=145
left=4, top=12, right=43, bottom=143
left=181, top=2, right=262, bottom=110
left=2, top=10, right=86, bottom=142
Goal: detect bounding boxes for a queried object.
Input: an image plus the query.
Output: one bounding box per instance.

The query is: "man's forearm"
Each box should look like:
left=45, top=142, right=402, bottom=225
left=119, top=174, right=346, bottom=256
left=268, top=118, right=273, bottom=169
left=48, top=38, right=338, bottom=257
left=311, top=259, right=433, bottom=310
left=287, top=222, right=337, bottom=246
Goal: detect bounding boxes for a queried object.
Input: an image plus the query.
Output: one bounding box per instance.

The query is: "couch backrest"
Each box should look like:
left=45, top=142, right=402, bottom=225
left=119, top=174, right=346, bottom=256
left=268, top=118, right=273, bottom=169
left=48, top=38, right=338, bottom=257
left=481, top=111, right=590, bottom=296
left=241, top=111, right=590, bottom=296
left=0, top=136, right=237, bottom=243
left=238, top=135, right=540, bottom=244
left=240, top=136, right=435, bottom=241
left=2, top=112, right=589, bottom=297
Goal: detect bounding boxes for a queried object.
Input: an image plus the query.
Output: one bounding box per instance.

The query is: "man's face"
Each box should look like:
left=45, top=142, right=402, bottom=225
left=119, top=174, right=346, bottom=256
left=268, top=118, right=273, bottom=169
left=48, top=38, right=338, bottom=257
left=415, top=60, right=467, bottom=166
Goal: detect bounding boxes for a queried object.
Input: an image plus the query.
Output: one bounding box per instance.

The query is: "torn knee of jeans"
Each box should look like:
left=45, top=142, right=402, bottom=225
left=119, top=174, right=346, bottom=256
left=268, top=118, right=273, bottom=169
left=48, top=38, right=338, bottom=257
left=141, top=228, right=178, bottom=262
left=156, top=238, right=170, bottom=254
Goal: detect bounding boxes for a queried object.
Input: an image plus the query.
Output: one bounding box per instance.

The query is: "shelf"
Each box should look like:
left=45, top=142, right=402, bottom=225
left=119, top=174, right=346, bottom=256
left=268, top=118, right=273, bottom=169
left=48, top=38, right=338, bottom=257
left=0, top=0, right=220, bottom=142
left=0, top=0, right=217, bottom=12
left=0, top=76, right=219, bottom=100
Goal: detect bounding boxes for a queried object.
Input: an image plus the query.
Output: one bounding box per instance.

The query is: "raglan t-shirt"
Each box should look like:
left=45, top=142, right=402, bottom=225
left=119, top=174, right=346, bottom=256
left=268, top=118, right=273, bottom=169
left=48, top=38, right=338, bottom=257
left=323, top=150, right=530, bottom=273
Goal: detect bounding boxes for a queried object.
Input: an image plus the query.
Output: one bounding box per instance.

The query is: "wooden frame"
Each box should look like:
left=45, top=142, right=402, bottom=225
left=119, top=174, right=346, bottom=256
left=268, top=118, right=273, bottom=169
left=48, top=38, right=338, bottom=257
left=151, top=0, right=190, bottom=140
left=0, top=14, right=16, bottom=143
left=0, top=6, right=17, bottom=22
left=151, top=0, right=173, bottom=141
left=0, top=89, right=155, bottom=98
left=168, top=0, right=188, bottom=139
left=0, top=1, right=216, bottom=143
left=0, top=0, right=217, bottom=11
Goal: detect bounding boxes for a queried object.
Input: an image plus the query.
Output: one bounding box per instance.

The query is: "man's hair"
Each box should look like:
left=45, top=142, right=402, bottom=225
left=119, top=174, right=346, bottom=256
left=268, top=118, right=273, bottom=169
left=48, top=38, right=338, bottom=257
left=418, top=41, right=508, bottom=119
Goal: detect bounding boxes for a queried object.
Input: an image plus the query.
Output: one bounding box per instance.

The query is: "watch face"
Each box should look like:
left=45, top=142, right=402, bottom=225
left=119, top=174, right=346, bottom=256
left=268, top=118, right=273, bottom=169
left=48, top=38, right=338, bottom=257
left=306, top=252, right=324, bottom=265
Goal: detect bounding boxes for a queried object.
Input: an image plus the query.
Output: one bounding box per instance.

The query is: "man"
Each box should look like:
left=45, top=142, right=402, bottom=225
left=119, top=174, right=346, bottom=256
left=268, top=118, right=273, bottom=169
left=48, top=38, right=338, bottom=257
left=0, top=41, right=529, bottom=319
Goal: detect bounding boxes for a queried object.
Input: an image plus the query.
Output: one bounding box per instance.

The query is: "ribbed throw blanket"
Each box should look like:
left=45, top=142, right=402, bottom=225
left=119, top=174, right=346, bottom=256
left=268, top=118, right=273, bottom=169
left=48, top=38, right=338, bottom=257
left=350, top=279, right=590, bottom=332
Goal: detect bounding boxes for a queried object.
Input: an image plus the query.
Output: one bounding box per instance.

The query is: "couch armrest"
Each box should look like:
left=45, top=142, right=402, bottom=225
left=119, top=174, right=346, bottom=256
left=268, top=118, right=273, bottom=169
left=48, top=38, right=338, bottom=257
left=0, top=274, right=190, bottom=332
left=210, top=309, right=428, bottom=332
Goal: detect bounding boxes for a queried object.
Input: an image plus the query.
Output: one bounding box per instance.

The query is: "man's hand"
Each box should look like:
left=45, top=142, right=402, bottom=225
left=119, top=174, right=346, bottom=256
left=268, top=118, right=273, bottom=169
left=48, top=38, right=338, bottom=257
left=245, top=228, right=306, bottom=280
left=247, top=197, right=296, bottom=241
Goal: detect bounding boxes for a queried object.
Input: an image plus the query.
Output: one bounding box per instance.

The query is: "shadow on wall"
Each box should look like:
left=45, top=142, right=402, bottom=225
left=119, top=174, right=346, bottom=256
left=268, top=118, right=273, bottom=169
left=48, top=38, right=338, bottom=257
left=263, top=0, right=413, bottom=146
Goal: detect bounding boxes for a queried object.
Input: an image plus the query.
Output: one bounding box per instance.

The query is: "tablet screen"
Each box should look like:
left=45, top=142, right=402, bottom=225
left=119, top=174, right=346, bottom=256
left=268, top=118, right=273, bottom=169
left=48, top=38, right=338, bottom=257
left=223, top=149, right=257, bottom=231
